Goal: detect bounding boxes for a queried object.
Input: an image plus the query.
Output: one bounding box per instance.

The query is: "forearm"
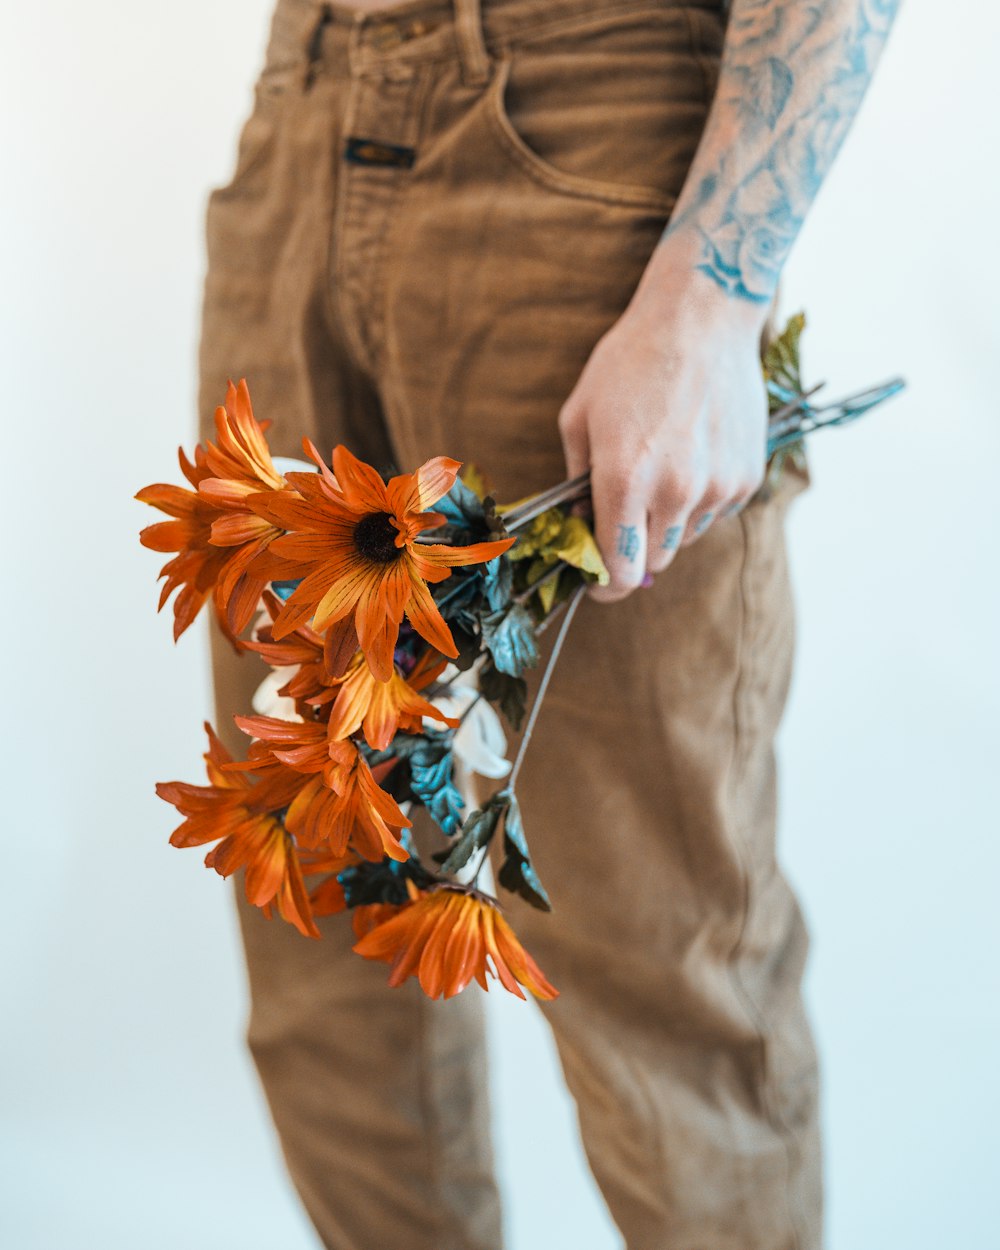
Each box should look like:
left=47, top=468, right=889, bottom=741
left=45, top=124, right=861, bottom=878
left=638, top=0, right=901, bottom=310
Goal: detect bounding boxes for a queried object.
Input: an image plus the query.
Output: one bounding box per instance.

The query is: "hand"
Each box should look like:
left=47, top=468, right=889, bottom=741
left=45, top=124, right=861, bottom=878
left=557, top=241, right=772, bottom=603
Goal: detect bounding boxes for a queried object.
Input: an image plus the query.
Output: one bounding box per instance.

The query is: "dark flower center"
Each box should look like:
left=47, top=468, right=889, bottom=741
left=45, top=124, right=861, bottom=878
left=353, top=511, right=403, bottom=563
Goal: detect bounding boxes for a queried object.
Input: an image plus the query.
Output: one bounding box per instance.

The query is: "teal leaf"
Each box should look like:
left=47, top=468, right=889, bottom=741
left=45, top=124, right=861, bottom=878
left=407, top=735, right=465, bottom=836
left=483, top=554, right=514, bottom=613
left=496, top=790, right=551, bottom=912
left=481, top=602, right=539, bottom=678
left=478, top=657, right=528, bottom=732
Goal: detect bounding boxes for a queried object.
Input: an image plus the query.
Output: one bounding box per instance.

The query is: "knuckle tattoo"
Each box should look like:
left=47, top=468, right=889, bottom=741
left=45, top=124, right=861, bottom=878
left=694, top=510, right=714, bottom=535
left=615, top=523, right=641, bottom=562
left=661, top=523, right=684, bottom=551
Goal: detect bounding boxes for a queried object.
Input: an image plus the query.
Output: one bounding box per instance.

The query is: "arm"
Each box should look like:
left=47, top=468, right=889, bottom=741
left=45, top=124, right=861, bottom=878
left=558, top=0, right=901, bottom=600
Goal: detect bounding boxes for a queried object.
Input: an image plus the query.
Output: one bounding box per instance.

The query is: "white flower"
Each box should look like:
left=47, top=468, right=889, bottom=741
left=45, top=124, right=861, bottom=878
left=251, top=666, right=302, bottom=721
left=271, top=455, right=318, bottom=478
left=424, top=664, right=511, bottom=779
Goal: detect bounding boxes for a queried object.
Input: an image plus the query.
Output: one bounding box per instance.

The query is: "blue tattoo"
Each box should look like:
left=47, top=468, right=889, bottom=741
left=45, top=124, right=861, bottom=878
left=661, top=524, right=683, bottom=551
left=616, top=524, right=640, bottom=561
left=694, top=511, right=714, bottom=535
left=662, top=0, right=901, bottom=303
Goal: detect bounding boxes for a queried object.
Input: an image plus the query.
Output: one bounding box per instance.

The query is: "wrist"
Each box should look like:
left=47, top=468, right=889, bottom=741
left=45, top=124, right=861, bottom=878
left=629, top=228, right=775, bottom=340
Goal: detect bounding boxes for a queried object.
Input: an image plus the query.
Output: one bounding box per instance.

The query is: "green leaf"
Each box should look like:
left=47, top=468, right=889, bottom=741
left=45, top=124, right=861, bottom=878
left=481, top=602, right=539, bottom=678
left=762, top=311, right=806, bottom=403
left=496, top=790, right=552, bottom=912
left=436, top=790, right=510, bottom=874
left=478, top=657, right=527, bottom=732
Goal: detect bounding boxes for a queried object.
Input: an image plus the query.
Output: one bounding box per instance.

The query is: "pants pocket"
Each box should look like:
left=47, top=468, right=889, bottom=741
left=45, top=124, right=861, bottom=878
left=485, top=5, right=712, bottom=211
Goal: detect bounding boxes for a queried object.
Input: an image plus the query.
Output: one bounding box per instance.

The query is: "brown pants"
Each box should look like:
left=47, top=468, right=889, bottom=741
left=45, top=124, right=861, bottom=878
left=197, top=0, right=822, bottom=1245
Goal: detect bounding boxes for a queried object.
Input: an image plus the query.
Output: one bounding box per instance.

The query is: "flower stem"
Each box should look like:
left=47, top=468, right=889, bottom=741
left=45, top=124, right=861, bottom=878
left=507, top=583, right=585, bottom=791
left=513, top=559, right=569, bottom=606
left=458, top=692, right=484, bottom=726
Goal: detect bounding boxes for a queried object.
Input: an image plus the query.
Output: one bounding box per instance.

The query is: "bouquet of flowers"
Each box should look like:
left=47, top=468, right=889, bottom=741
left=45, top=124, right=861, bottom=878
left=137, top=314, right=902, bottom=1002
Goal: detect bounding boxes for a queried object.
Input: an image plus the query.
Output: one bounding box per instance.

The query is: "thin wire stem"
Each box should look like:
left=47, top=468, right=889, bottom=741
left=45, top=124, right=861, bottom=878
left=507, top=583, right=586, bottom=791
left=513, top=559, right=569, bottom=605
left=458, top=691, right=483, bottom=725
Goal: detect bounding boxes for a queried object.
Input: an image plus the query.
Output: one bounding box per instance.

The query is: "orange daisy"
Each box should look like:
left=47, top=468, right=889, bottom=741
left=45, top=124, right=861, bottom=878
left=353, top=882, right=559, bottom=1001
left=321, top=647, right=458, bottom=750
left=299, top=846, right=360, bottom=918
left=232, top=717, right=411, bottom=862
left=243, top=593, right=457, bottom=748
left=156, top=723, right=319, bottom=938
left=136, top=378, right=292, bottom=640
left=247, top=442, right=515, bottom=681
left=351, top=900, right=408, bottom=939
left=240, top=590, right=331, bottom=707
left=199, top=379, right=291, bottom=633
left=136, top=444, right=235, bottom=641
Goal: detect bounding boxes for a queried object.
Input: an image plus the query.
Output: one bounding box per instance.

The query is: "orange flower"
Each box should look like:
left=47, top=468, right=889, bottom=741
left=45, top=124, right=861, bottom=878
left=232, top=717, right=411, bottom=861
left=351, top=900, right=407, bottom=939
left=322, top=648, right=458, bottom=750
left=137, top=378, right=292, bottom=640
left=199, top=379, right=290, bottom=633
left=248, top=442, right=515, bottom=681
left=156, top=723, right=319, bottom=938
left=243, top=593, right=456, bottom=748
left=136, top=445, right=234, bottom=641
left=241, top=590, right=331, bottom=707
left=353, top=883, right=559, bottom=1001
left=300, top=846, right=359, bottom=918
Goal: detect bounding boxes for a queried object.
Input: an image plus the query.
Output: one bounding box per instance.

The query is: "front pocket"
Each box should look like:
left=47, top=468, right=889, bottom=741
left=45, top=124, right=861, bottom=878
left=483, top=8, right=711, bottom=213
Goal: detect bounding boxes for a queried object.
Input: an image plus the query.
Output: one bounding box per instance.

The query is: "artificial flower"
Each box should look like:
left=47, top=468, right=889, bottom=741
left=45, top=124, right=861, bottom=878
left=322, top=648, right=458, bottom=750
left=353, top=882, right=558, bottom=1001
left=351, top=901, right=407, bottom=939
left=246, top=592, right=456, bottom=748
left=136, top=379, right=294, bottom=639
left=247, top=442, right=516, bottom=681
left=425, top=663, right=511, bottom=780
left=250, top=665, right=301, bottom=721
left=243, top=590, right=331, bottom=708
left=136, top=446, right=236, bottom=641
left=232, top=718, right=411, bottom=861
left=156, top=723, right=319, bottom=937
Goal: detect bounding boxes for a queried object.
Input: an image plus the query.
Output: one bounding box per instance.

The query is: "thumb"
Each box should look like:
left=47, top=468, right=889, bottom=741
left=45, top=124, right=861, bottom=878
left=557, top=399, right=591, bottom=517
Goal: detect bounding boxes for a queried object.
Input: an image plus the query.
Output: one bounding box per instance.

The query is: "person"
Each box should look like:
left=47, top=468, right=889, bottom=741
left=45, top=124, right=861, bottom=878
left=197, top=0, right=899, bottom=1245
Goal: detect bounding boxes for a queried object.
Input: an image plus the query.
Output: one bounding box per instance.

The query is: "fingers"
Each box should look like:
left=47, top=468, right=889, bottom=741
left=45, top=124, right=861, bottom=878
left=588, top=461, right=651, bottom=603
left=676, top=465, right=765, bottom=548
left=645, top=464, right=706, bottom=575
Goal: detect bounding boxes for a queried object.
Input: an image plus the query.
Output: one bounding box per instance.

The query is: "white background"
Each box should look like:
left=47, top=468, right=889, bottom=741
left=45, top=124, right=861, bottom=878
left=2, top=0, right=998, bottom=1246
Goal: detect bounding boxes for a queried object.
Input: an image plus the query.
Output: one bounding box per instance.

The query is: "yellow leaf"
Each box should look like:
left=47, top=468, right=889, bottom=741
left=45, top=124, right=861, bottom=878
left=550, top=515, right=609, bottom=584
left=538, top=572, right=559, bottom=614
left=460, top=463, right=492, bottom=501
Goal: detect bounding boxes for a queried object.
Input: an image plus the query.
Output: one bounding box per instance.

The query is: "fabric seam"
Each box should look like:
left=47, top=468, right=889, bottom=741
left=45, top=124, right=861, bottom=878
left=726, top=503, right=805, bottom=1250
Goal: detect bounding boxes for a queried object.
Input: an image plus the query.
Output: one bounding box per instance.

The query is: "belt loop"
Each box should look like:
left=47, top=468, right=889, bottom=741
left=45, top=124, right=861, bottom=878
left=452, top=0, right=492, bottom=88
